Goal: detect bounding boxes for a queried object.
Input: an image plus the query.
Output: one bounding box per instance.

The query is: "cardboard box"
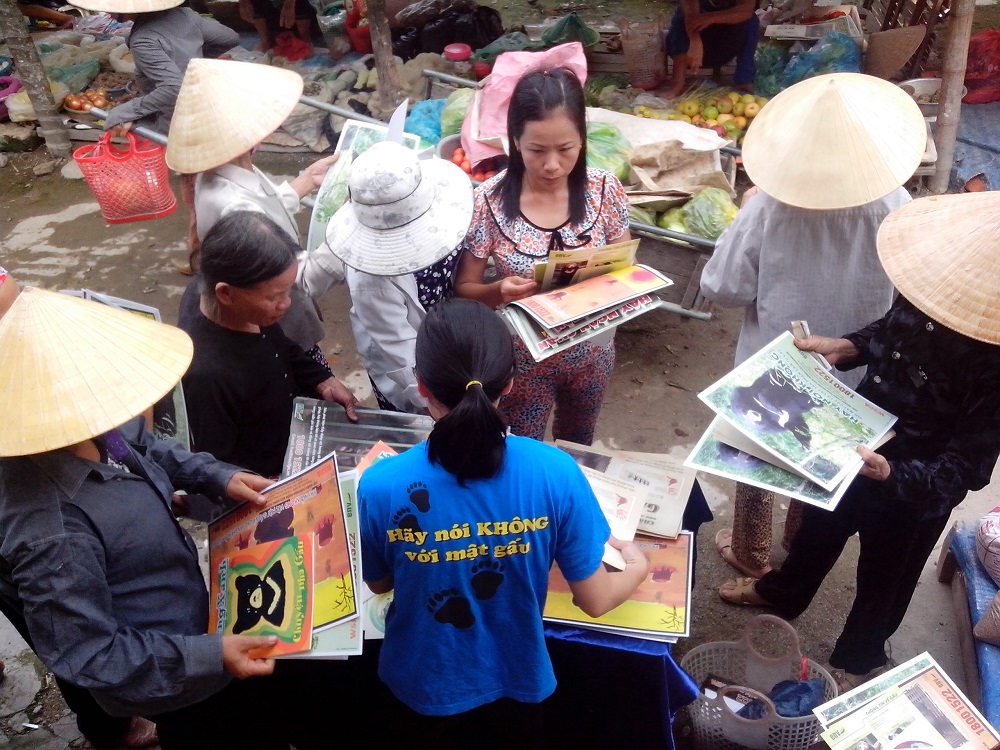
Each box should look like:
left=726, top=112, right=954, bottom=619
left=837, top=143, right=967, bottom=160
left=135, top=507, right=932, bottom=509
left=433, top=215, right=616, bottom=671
left=764, top=4, right=864, bottom=41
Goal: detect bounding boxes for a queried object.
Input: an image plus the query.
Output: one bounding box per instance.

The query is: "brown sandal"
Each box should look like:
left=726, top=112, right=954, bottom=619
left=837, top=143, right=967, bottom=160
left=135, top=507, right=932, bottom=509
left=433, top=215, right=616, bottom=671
left=715, top=529, right=772, bottom=579
left=719, top=576, right=771, bottom=607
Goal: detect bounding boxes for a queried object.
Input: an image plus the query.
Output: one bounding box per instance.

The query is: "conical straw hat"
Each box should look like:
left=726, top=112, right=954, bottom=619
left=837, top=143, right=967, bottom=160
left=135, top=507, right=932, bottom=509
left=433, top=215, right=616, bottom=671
left=166, top=58, right=304, bottom=174
left=862, top=27, right=926, bottom=79
left=877, top=192, right=1000, bottom=345
left=70, top=0, right=182, bottom=13
left=742, top=73, right=926, bottom=209
left=0, top=289, right=193, bottom=457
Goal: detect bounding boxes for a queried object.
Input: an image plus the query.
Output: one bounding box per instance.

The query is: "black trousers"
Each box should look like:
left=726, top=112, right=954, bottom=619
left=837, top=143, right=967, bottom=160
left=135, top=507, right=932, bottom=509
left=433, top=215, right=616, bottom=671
left=755, top=476, right=951, bottom=675
left=0, top=598, right=131, bottom=745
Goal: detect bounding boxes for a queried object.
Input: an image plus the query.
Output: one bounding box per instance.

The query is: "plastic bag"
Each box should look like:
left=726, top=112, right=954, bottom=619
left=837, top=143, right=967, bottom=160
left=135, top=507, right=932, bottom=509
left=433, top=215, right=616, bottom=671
left=681, top=187, right=738, bottom=240
left=440, top=87, right=474, bottom=138
left=782, top=32, right=861, bottom=89
left=977, top=506, right=1000, bottom=587
left=964, top=30, right=1000, bottom=104
left=586, top=122, right=632, bottom=182
left=974, top=591, right=1000, bottom=646
left=541, top=12, right=600, bottom=49
left=472, top=32, right=545, bottom=66
left=737, top=679, right=827, bottom=720
left=405, top=97, right=447, bottom=144
left=273, top=31, right=313, bottom=62
left=395, top=0, right=472, bottom=28
left=754, top=41, right=789, bottom=99
left=47, top=58, right=100, bottom=93
left=6, top=80, right=70, bottom=122
left=419, top=6, right=502, bottom=54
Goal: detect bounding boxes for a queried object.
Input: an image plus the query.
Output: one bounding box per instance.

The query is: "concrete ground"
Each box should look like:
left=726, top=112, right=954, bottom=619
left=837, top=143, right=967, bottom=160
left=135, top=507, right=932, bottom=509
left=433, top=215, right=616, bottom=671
left=0, top=151, right=995, bottom=748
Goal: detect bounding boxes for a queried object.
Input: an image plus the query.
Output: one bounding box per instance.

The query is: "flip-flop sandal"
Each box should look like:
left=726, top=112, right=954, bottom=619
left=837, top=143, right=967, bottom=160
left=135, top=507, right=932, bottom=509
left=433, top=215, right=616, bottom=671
left=719, top=576, right=771, bottom=607
left=715, top=529, right=772, bottom=579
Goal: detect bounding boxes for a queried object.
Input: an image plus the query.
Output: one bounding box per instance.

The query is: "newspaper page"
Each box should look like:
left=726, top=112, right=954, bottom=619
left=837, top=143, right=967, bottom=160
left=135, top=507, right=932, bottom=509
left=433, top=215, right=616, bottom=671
left=556, top=440, right=693, bottom=538
left=503, top=294, right=661, bottom=363
left=544, top=532, right=693, bottom=641
left=685, top=416, right=855, bottom=511
left=536, top=239, right=640, bottom=292
left=821, top=688, right=951, bottom=750
left=284, top=470, right=362, bottom=659
left=698, top=332, right=896, bottom=492
left=814, top=652, right=1000, bottom=750
left=510, top=264, right=673, bottom=331
left=580, top=467, right=645, bottom=570
left=283, top=399, right=433, bottom=476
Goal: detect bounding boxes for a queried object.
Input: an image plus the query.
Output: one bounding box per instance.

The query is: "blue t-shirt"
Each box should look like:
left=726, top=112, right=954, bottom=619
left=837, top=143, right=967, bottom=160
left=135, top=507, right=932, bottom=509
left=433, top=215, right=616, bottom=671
left=359, top=436, right=610, bottom=716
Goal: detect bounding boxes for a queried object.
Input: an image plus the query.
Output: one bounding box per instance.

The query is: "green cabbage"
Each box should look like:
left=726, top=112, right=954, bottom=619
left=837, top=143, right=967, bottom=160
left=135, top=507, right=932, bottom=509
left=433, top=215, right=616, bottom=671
left=680, top=188, right=738, bottom=240
left=586, top=122, right=632, bottom=183
left=656, top=207, right=688, bottom=233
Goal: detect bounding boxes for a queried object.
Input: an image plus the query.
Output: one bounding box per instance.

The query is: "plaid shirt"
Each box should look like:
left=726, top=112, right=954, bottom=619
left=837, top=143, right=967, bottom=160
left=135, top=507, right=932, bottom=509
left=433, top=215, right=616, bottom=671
left=840, top=295, right=1000, bottom=518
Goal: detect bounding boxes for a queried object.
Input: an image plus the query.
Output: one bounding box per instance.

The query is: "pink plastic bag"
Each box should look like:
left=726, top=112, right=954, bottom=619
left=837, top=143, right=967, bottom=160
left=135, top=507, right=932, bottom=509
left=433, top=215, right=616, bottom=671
left=461, top=41, right=588, bottom=168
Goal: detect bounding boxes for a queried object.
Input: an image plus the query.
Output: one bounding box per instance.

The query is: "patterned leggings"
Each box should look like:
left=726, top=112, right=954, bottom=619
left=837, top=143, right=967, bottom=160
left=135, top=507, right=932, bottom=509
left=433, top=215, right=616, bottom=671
left=500, top=337, right=616, bottom=445
left=731, top=483, right=805, bottom=571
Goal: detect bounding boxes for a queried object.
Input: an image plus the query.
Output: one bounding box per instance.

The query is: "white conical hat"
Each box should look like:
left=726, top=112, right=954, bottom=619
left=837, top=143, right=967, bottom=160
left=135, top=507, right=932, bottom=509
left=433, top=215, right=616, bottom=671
left=877, top=191, right=1000, bottom=345
left=70, top=0, right=182, bottom=13
left=741, top=73, right=926, bottom=209
left=0, top=289, right=193, bottom=457
left=166, top=58, right=304, bottom=174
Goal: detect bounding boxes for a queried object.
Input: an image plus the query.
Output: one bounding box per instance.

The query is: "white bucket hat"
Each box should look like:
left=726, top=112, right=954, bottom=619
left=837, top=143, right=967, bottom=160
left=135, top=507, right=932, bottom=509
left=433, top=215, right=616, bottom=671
left=70, top=0, right=182, bottom=13
left=324, top=141, right=474, bottom=276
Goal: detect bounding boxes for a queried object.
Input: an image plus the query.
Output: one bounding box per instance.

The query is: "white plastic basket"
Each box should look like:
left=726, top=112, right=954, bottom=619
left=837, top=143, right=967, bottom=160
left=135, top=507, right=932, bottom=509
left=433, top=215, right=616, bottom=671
left=680, top=614, right=838, bottom=750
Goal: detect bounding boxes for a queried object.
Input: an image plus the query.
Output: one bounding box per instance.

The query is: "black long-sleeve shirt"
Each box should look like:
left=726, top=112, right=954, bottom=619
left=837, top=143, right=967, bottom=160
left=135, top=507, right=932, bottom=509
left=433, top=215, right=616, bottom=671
left=840, top=295, right=1000, bottom=518
left=178, top=285, right=330, bottom=478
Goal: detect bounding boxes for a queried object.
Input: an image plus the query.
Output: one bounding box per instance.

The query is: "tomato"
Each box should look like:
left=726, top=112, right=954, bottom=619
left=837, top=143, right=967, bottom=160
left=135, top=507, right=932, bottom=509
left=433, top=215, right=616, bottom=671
left=485, top=170, right=498, bottom=179
left=460, top=160, right=471, bottom=173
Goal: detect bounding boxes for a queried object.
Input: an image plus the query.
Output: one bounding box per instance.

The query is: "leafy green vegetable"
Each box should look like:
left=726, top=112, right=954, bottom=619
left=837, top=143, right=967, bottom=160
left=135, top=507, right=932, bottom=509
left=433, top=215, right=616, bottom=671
left=680, top=188, right=738, bottom=240
left=586, top=122, right=632, bottom=183
left=656, top=207, right=687, bottom=233
left=628, top=204, right=657, bottom=226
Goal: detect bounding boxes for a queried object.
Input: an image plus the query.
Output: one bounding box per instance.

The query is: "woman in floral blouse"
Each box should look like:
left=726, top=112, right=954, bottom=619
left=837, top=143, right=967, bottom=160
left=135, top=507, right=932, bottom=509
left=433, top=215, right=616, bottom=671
left=455, top=68, right=631, bottom=445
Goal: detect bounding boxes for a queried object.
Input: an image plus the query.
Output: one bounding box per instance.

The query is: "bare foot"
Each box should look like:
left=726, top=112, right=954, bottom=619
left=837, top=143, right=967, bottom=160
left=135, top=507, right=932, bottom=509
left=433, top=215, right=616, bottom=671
left=656, top=86, right=687, bottom=101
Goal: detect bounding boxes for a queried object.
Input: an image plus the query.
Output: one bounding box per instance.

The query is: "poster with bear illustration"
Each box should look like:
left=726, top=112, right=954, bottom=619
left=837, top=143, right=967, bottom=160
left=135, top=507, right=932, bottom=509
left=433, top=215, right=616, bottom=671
left=209, top=453, right=358, bottom=656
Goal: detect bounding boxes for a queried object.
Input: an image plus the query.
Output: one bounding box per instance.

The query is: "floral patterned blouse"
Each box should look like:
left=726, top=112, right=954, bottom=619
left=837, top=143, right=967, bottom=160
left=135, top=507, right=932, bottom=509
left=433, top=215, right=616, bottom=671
left=462, top=167, right=631, bottom=278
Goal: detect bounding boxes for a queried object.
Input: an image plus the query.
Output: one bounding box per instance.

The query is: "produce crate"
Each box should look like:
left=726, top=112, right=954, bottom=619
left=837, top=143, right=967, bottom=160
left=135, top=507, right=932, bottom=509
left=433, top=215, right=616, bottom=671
left=764, top=4, right=864, bottom=41
left=631, top=222, right=715, bottom=319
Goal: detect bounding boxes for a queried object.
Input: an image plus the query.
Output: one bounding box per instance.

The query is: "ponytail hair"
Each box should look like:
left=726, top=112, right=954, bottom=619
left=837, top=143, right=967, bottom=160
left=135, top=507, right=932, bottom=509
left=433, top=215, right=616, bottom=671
left=415, top=299, right=515, bottom=485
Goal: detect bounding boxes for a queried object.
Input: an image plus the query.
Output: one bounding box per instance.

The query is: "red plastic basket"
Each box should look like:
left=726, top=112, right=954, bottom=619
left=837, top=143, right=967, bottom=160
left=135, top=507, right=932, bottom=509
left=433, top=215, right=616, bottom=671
left=73, top=132, right=177, bottom=224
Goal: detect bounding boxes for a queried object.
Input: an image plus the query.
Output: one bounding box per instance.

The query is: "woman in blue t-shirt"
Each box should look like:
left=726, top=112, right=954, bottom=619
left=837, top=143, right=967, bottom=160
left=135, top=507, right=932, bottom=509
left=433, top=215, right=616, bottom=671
left=358, top=298, right=648, bottom=747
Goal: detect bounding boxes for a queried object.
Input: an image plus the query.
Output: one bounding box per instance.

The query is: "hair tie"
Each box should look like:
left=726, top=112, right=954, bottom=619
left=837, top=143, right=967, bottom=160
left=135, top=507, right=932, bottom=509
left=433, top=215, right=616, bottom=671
left=465, top=380, right=483, bottom=391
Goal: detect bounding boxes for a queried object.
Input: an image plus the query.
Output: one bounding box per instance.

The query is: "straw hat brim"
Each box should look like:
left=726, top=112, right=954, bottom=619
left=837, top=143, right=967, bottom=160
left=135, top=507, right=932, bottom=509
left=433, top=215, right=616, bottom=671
left=742, top=73, right=926, bottom=209
left=70, top=0, right=182, bottom=12
left=324, top=158, right=474, bottom=276
left=877, top=192, right=1000, bottom=345
left=0, top=289, right=193, bottom=457
left=166, top=59, right=304, bottom=174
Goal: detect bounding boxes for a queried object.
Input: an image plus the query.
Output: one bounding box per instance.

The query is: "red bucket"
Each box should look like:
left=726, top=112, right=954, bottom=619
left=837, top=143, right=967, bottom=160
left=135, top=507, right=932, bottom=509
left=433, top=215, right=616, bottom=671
left=73, top=132, right=177, bottom=225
